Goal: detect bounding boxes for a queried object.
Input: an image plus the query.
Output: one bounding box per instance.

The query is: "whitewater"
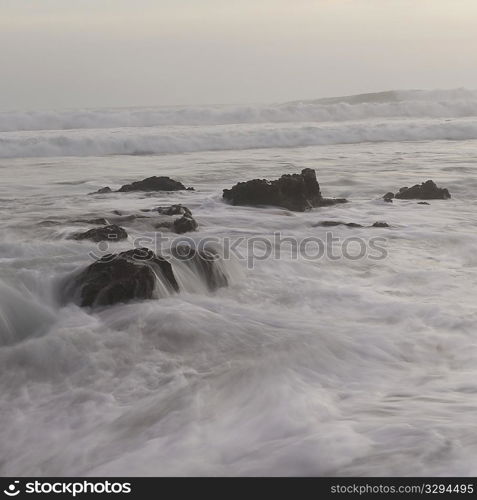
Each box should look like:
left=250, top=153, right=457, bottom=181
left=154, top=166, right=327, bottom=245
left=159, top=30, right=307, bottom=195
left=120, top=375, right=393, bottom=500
left=1, top=89, right=477, bottom=476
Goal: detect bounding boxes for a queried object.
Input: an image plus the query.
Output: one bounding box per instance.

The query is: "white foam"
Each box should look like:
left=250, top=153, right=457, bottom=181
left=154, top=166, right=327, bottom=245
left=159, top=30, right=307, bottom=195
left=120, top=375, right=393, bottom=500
left=1, top=99, right=477, bottom=477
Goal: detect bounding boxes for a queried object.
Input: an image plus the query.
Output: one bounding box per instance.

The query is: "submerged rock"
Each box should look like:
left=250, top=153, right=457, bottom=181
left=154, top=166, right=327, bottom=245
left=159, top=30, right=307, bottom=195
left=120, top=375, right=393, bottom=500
left=118, top=176, right=192, bottom=192
left=156, top=204, right=192, bottom=217
left=67, top=248, right=178, bottom=307
left=154, top=220, right=174, bottom=230
left=383, top=192, right=394, bottom=203
left=385, top=180, right=451, bottom=200
left=39, top=220, right=61, bottom=226
left=418, top=202, right=430, bottom=205
left=173, top=215, right=198, bottom=234
left=314, top=221, right=363, bottom=228
left=71, top=224, right=128, bottom=242
left=313, top=220, right=390, bottom=228
left=223, top=168, right=347, bottom=212
left=89, top=186, right=112, bottom=195
left=152, top=204, right=198, bottom=234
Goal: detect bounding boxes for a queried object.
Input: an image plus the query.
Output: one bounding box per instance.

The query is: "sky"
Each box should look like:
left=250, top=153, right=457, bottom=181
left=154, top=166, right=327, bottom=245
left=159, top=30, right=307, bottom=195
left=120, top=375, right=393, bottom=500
left=0, top=0, right=476, bottom=110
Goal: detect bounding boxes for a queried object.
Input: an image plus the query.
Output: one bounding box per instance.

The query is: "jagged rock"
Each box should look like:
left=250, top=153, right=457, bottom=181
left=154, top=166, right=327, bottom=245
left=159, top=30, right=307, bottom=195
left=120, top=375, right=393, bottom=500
left=67, top=248, right=178, bottom=307
left=156, top=204, right=192, bottom=217
left=171, top=245, right=228, bottom=291
left=117, top=176, right=192, bottom=192
left=389, top=180, right=451, bottom=200
left=71, top=224, right=128, bottom=242
left=223, top=168, right=347, bottom=212
left=372, top=221, right=390, bottom=228
left=314, top=221, right=363, bottom=228
left=383, top=192, right=394, bottom=203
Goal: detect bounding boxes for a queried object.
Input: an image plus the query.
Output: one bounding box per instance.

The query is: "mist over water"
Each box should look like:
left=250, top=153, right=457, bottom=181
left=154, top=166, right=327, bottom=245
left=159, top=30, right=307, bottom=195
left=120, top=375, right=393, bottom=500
left=1, top=90, right=477, bottom=476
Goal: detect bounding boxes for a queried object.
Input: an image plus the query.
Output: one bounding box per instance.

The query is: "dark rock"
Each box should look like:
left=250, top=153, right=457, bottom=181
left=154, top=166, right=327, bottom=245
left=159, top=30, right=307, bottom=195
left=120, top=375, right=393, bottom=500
left=67, top=248, right=178, bottom=307
left=118, top=176, right=190, bottom=192
left=71, top=224, right=128, bottom=243
left=223, top=168, right=347, bottom=212
left=314, top=221, right=363, bottom=228
left=171, top=245, right=228, bottom=291
left=156, top=204, right=192, bottom=217
left=393, top=180, right=451, bottom=200
left=417, top=202, right=430, bottom=205
left=383, top=192, right=394, bottom=202
left=372, top=221, right=390, bottom=228
left=72, top=218, right=109, bottom=225
left=173, top=215, right=198, bottom=234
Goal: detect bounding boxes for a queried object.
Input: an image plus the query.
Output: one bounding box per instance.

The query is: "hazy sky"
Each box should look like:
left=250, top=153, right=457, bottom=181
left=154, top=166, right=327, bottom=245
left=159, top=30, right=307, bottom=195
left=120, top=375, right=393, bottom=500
left=1, top=0, right=476, bottom=110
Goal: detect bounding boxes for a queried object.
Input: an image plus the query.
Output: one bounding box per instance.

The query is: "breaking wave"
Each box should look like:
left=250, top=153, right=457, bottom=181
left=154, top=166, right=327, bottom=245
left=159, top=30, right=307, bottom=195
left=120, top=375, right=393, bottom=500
left=1, top=118, right=477, bottom=158
left=1, top=89, right=477, bottom=158
left=1, top=89, right=477, bottom=132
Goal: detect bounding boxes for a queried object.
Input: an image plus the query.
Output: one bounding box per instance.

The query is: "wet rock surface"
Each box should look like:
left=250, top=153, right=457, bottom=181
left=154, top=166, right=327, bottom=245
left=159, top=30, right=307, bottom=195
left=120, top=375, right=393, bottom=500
left=223, top=169, right=347, bottom=211
left=67, top=248, right=179, bottom=307
left=66, top=245, right=229, bottom=307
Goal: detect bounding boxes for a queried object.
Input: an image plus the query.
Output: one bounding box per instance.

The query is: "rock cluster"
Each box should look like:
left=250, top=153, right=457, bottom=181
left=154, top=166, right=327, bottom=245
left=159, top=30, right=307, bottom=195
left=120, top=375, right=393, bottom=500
left=383, top=180, right=451, bottom=201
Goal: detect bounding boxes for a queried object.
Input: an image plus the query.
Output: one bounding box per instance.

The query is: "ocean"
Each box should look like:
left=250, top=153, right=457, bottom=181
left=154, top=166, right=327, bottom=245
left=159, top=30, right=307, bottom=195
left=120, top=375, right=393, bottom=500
left=1, top=89, right=477, bottom=476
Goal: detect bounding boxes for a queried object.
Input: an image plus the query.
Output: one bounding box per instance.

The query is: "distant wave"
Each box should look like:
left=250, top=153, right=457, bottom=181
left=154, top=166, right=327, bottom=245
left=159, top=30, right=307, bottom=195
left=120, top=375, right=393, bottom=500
left=1, top=118, right=477, bottom=158
left=1, top=89, right=477, bottom=133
